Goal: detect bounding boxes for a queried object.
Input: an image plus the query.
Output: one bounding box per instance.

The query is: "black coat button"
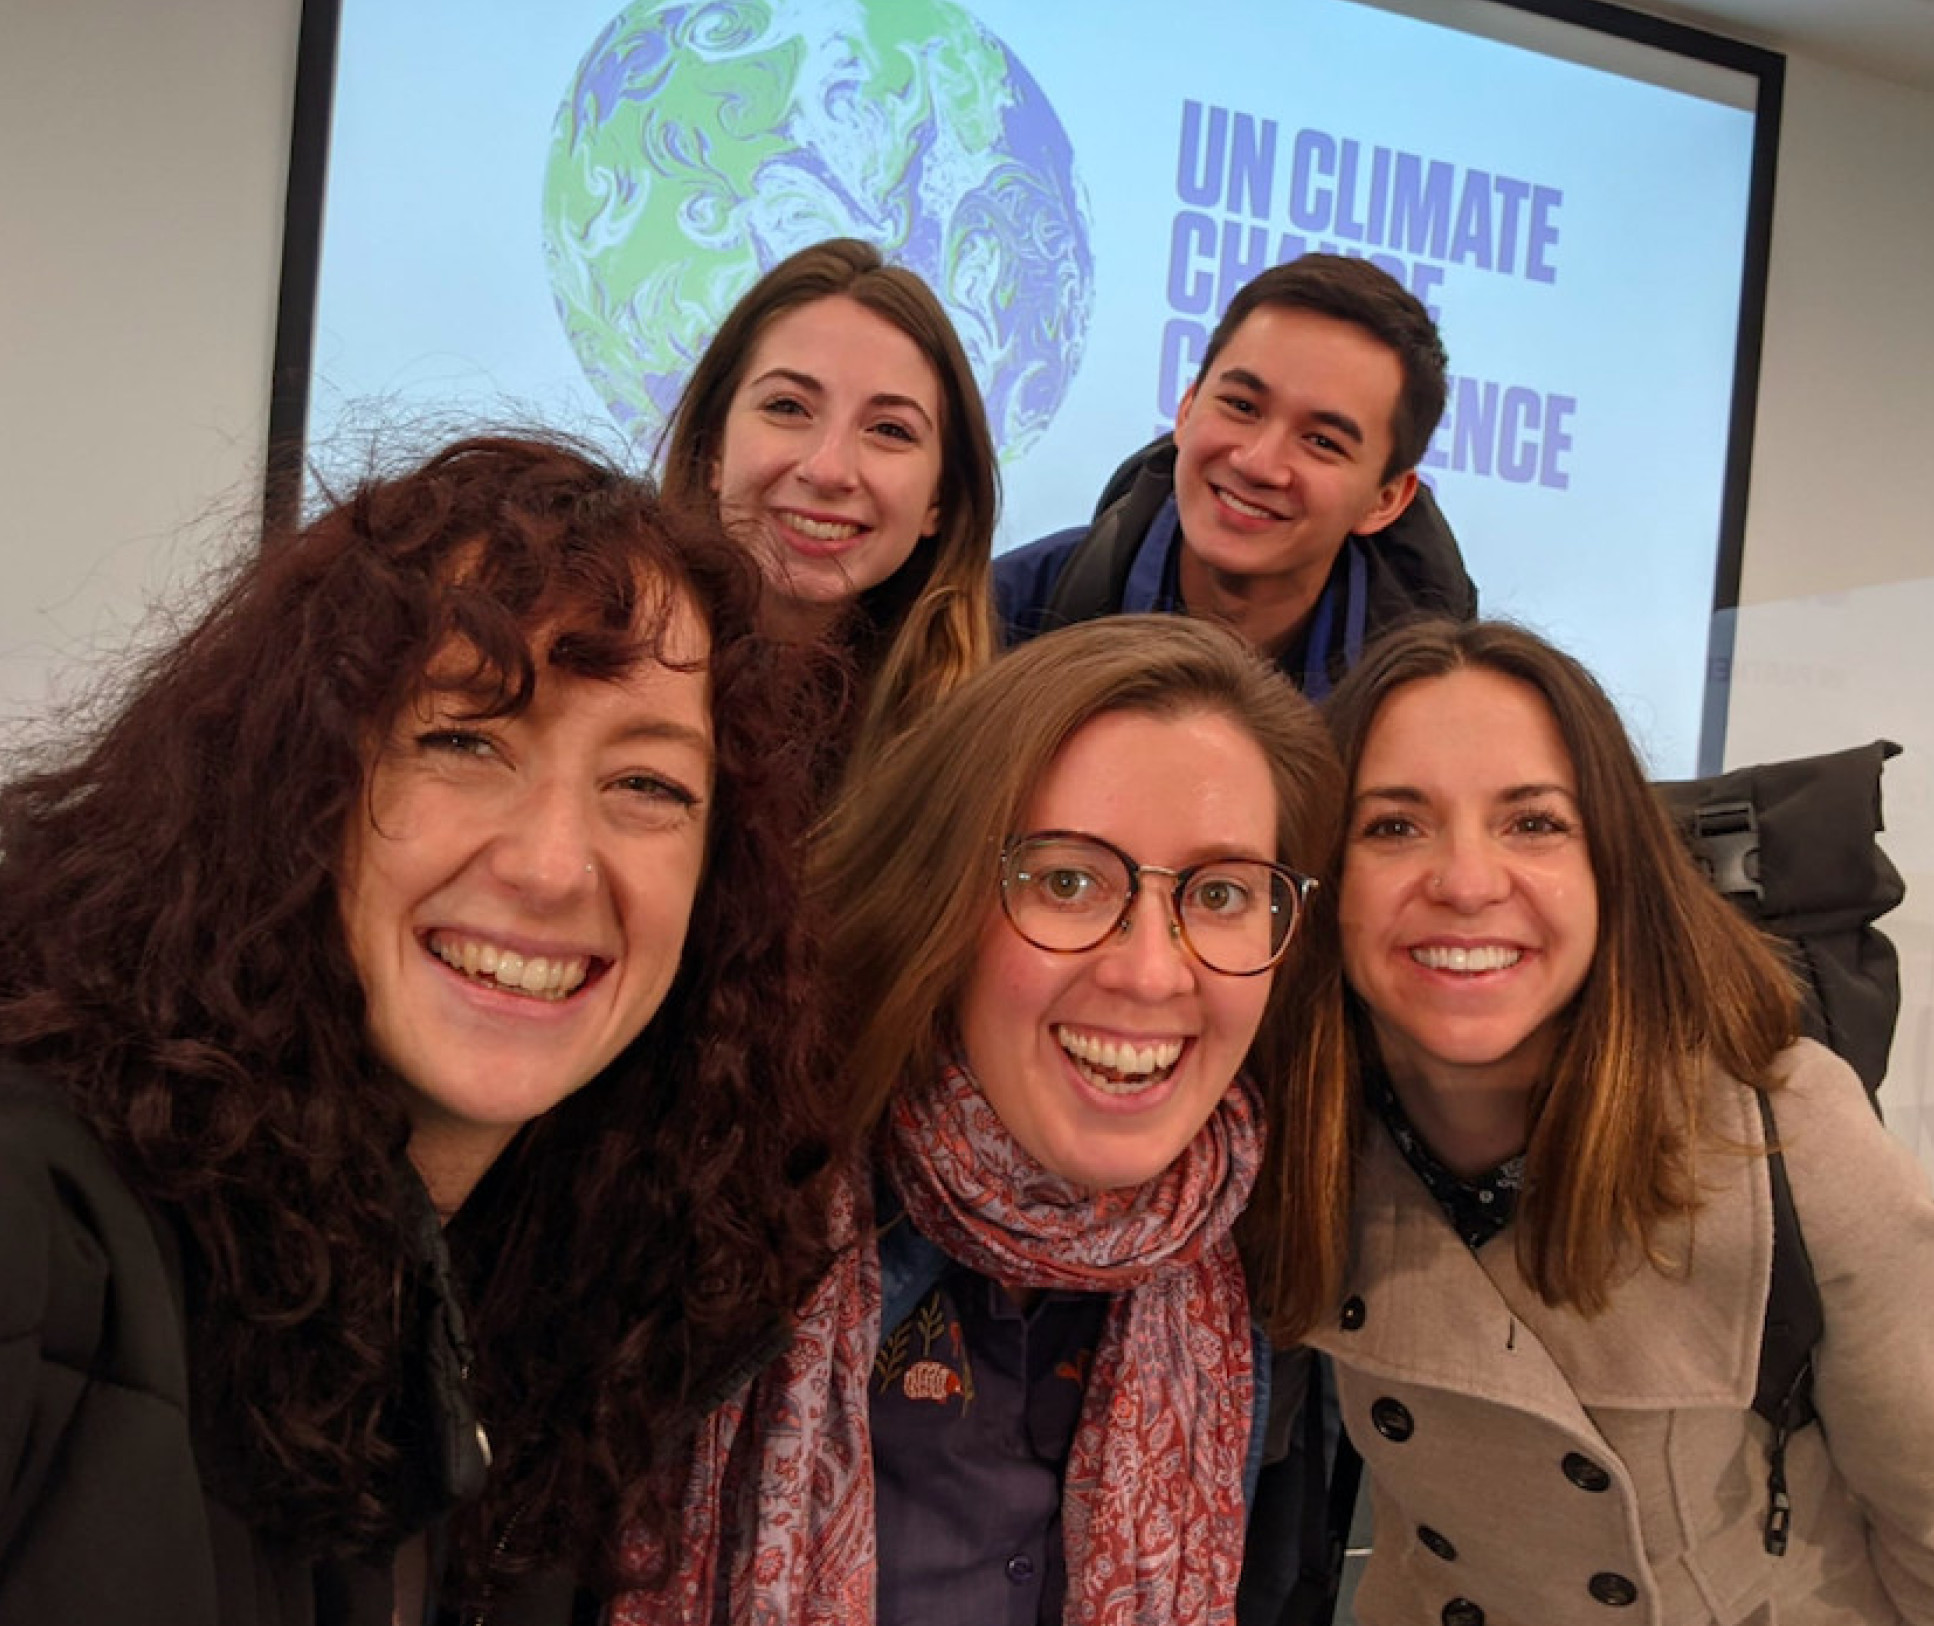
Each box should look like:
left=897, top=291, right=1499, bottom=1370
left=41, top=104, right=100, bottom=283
left=1589, top=1572, right=1638, bottom=1606
left=1442, top=1599, right=1485, bottom=1626
left=1417, top=1525, right=1458, bottom=1561
left=1370, top=1397, right=1414, bottom=1441
left=1563, top=1452, right=1611, bottom=1492
left=1341, top=1295, right=1366, bottom=1330
left=1005, top=1554, right=1035, bottom=1584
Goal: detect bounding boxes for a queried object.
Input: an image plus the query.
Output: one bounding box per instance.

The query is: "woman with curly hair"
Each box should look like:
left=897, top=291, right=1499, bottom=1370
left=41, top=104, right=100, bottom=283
left=615, top=614, right=1354, bottom=1626
left=659, top=236, right=999, bottom=778
left=1304, top=618, right=1934, bottom=1623
left=0, top=433, right=837, bottom=1623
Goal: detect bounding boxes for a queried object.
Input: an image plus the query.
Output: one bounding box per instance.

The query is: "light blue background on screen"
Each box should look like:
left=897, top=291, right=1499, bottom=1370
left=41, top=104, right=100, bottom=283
left=308, top=0, right=1757, bottom=773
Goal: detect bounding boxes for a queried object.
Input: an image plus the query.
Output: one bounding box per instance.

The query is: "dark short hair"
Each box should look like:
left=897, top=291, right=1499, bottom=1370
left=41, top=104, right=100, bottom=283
left=1198, top=253, right=1448, bottom=479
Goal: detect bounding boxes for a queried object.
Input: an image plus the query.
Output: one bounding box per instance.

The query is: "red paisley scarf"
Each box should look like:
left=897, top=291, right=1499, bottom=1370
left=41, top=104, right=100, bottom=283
left=612, top=1055, right=1260, bottom=1626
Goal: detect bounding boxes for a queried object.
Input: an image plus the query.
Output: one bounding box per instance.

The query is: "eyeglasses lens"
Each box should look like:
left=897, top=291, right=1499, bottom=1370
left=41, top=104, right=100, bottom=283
left=1000, top=836, right=1296, bottom=975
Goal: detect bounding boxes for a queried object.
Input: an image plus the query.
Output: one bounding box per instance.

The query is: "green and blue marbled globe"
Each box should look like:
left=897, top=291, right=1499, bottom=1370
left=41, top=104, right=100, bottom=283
left=543, top=0, right=1093, bottom=460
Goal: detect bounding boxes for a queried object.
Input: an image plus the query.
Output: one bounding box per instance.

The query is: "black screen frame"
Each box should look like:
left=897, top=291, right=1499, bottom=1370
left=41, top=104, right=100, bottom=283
left=265, top=0, right=1785, bottom=620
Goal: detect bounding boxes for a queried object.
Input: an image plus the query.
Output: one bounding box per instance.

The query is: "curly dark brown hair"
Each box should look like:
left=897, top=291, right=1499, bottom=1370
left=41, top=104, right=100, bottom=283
left=0, top=433, right=837, bottom=1595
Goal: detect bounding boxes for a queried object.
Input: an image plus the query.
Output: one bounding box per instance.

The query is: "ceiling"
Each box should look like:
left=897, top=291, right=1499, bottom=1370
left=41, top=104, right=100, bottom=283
left=1629, top=0, right=1934, bottom=90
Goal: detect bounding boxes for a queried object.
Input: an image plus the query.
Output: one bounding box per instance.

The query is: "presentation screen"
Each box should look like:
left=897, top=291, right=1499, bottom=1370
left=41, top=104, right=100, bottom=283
left=290, top=0, right=1779, bottom=775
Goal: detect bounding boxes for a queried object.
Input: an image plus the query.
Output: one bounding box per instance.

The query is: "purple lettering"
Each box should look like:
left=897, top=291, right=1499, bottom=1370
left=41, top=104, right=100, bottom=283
left=1333, top=139, right=1367, bottom=241
left=1158, top=319, right=1209, bottom=418
left=1450, top=172, right=1495, bottom=270
left=1527, top=186, right=1562, bottom=283
left=1367, top=144, right=1391, bottom=243
left=1540, top=395, right=1575, bottom=489
left=1219, top=220, right=1274, bottom=307
left=1453, top=377, right=1498, bottom=476
left=1390, top=153, right=1452, bottom=259
left=1492, top=176, right=1530, bottom=275
left=1229, top=113, right=1279, bottom=219
left=1166, top=212, right=1217, bottom=314
left=1288, top=128, right=1336, bottom=233
left=1409, top=261, right=1445, bottom=326
left=1176, top=101, right=1226, bottom=207
left=1500, top=387, right=1542, bottom=482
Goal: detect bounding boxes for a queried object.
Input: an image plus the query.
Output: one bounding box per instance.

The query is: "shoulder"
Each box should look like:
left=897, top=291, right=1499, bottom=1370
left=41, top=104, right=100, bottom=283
left=997, top=442, right=1181, bottom=645
left=0, top=1065, right=221, bottom=1620
left=0, top=1065, right=123, bottom=1324
left=0, top=1061, right=185, bottom=1390
left=1760, top=1040, right=1932, bottom=1260
left=1357, top=481, right=1478, bottom=626
left=994, top=526, right=1092, bottom=644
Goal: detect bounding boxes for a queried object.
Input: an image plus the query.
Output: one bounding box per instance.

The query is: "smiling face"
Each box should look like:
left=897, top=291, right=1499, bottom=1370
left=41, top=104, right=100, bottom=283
left=1173, top=305, right=1416, bottom=604
left=710, top=294, right=944, bottom=637
left=954, top=707, right=1279, bottom=1192
left=339, top=589, right=715, bottom=1210
left=1340, top=666, right=1598, bottom=1160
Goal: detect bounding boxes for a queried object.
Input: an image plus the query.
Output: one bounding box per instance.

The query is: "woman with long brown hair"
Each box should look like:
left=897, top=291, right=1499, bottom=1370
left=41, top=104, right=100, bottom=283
left=0, top=433, right=837, bottom=1622
left=659, top=236, right=999, bottom=776
left=1306, top=618, right=1934, bottom=1623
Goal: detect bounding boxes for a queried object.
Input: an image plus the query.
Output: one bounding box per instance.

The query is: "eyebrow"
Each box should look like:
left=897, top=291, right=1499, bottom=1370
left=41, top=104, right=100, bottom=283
left=613, top=717, right=715, bottom=759
left=746, top=366, right=937, bottom=431
left=1352, top=782, right=1577, bottom=807
left=1214, top=366, right=1366, bottom=447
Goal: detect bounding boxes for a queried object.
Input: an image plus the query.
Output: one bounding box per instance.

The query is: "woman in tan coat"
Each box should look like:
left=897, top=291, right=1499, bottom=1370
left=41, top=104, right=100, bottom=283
left=1308, top=619, right=1934, bottom=1624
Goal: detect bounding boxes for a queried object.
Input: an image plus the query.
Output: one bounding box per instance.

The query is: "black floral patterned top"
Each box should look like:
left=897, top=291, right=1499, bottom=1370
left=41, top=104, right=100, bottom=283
left=1367, top=1065, right=1525, bottom=1251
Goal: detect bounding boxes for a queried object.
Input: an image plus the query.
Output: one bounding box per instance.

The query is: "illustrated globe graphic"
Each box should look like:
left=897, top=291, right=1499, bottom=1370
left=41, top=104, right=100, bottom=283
left=542, top=0, right=1093, bottom=461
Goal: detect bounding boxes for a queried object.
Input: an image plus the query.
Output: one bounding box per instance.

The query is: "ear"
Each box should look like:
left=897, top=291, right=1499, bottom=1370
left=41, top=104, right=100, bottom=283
left=1354, top=469, right=1418, bottom=538
left=707, top=455, right=722, bottom=497
left=1174, top=379, right=1199, bottom=435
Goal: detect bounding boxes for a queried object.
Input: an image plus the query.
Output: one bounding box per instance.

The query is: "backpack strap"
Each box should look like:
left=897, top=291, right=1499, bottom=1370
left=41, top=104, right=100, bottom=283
left=1045, top=443, right=1180, bottom=625
left=1750, top=1087, right=1823, bottom=1556
left=1270, top=1354, right=1361, bottom=1626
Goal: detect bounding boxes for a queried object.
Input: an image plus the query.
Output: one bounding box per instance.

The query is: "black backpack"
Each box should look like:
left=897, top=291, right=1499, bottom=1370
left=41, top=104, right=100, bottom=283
left=1657, top=738, right=1905, bottom=1099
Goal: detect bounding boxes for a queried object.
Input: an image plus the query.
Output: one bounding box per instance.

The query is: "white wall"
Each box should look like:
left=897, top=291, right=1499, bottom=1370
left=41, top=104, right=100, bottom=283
left=0, top=0, right=301, bottom=719
left=1725, top=53, right=1934, bottom=1174
left=1, top=2, right=1929, bottom=1173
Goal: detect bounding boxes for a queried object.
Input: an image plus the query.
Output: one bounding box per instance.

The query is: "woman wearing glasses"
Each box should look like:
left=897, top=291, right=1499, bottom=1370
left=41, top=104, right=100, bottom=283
left=615, top=614, right=1353, bottom=1626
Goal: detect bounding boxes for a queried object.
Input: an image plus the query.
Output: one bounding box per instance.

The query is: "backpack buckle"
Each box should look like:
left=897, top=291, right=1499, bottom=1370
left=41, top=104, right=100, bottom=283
left=1690, top=798, right=1763, bottom=904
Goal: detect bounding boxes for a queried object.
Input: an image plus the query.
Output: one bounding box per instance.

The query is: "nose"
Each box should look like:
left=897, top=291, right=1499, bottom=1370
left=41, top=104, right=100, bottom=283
left=1429, top=827, right=1509, bottom=912
left=1091, top=886, right=1198, bottom=999
left=796, top=424, right=859, bottom=492
left=1227, top=417, right=1294, bottom=486
left=485, top=775, right=600, bottom=906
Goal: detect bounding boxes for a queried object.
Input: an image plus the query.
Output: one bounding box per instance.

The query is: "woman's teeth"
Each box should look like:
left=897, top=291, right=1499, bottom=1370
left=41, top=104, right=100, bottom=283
left=779, top=511, right=861, bottom=541
left=1410, top=944, right=1521, bottom=973
left=429, top=934, right=590, bottom=1000
left=1055, top=1026, right=1184, bottom=1094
